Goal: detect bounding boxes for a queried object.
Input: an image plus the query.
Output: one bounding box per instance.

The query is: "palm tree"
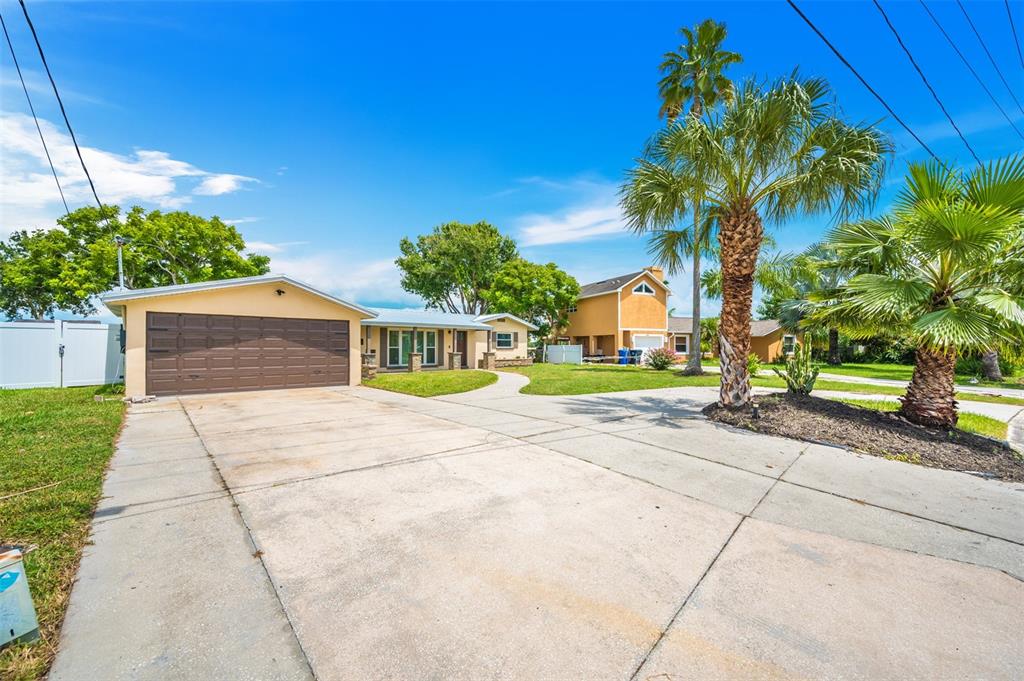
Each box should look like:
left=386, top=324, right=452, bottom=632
left=813, top=156, right=1024, bottom=428
left=645, top=19, right=741, bottom=375
left=623, top=76, right=891, bottom=406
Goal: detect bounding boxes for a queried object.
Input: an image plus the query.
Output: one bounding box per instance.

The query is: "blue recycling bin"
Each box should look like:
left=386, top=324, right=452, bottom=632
left=618, top=348, right=628, bottom=365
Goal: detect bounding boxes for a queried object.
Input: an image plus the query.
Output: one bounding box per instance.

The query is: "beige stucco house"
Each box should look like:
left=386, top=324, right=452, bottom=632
left=101, top=274, right=535, bottom=398
left=560, top=267, right=671, bottom=356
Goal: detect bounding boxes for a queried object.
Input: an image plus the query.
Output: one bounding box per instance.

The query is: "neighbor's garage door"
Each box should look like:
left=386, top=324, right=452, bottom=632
left=146, top=312, right=349, bottom=396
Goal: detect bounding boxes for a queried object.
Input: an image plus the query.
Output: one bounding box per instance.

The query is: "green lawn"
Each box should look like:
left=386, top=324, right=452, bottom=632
left=502, top=363, right=1024, bottom=405
left=364, top=370, right=498, bottom=397
left=504, top=363, right=721, bottom=395
left=0, top=387, right=125, bottom=681
left=832, top=397, right=1008, bottom=440
left=702, top=359, right=1023, bottom=390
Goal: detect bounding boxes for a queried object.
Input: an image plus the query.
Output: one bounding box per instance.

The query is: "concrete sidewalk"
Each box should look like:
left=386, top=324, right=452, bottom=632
left=50, top=381, right=1024, bottom=680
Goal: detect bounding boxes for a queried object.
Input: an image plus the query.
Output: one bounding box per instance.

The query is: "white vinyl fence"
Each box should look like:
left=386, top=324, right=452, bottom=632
left=544, top=344, right=583, bottom=365
left=0, top=321, right=124, bottom=389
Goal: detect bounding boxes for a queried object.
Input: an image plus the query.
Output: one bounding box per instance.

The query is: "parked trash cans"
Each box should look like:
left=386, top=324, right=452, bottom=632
left=618, top=348, right=628, bottom=365
left=0, top=546, right=39, bottom=651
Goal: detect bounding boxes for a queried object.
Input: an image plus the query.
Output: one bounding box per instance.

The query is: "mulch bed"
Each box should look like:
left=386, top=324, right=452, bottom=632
left=703, top=393, right=1024, bottom=482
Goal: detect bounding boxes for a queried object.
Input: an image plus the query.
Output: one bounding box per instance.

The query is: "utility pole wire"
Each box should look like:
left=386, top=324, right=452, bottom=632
left=785, top=0, right=942, bottom=163
left=1006, top=0, right=1024, bottom=72
left=1, top=8, right=70, bottom=215
left=957, top=0, right=1024, bottom=117
left=17, top=0, right=106, bottom=214
left=919, top=0, right=1023, bottom=142
left=873, top=0, right=980, bottom=164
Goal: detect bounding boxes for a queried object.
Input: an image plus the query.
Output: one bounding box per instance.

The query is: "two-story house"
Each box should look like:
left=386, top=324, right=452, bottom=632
left=560, top=267, right=672, bottom=357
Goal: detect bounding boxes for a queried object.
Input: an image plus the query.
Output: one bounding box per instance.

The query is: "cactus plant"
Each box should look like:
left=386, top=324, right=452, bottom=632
left=772, top=342, right=819, bottom=395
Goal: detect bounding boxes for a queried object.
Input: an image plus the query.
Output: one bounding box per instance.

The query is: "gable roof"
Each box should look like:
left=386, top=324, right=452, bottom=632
left=99, top=274, right=377, bottom=317
left=750, top=319, right=783, bottom=337
left=667, top=316, right=694, bottom=333
left=474, top=313, right=539, bottom=331
left=578, top=270, right=670, bottom=299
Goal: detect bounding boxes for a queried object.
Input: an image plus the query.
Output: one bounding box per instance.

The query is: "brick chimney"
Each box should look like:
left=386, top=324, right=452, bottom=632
left=645, top=265, right=665, bottom=283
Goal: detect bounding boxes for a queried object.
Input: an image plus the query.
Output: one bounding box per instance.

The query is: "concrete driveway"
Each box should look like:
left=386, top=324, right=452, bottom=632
left=51, top=375, right=1024, bottom=680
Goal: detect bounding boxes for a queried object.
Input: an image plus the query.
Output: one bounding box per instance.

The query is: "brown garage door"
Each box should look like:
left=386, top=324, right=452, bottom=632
left=146, top=312, right=349, bottom=396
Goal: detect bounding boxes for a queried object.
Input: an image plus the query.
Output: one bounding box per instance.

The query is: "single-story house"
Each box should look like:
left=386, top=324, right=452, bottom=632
left=749, top=319, right=800, bottom=362
left=100, top=274, right=536, bottom=398
left=666, top=316, right=799, bottom=363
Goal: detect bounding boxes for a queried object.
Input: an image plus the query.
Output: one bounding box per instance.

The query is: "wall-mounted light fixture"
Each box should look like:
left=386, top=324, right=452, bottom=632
left=275, top=289, right=286, bottom=296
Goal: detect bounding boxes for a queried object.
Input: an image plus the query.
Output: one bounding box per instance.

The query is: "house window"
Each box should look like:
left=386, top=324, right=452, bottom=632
left=496, top=332, right=514, bottom=349
left=568, top=303, right=578, bottom=313
left=632, top=282, right=655, bottom=295
left=675, top=336, right=688, bottom=354
left=783, top=335, right=797, bottom=355
left=415, top=330, right=437, bottom=365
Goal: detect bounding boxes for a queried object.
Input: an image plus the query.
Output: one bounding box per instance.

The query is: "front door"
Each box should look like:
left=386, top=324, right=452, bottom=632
left=455, top=330, right=468, bottom=368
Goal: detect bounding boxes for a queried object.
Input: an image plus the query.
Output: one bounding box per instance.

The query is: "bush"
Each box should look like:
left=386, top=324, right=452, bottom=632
left=956, top=352, right=1023, bottom=378
left=746, top=353, right=762, bottom=377
left=644, top=347, right=677, bottom=371
left=772, top=343, right=819, bottom=395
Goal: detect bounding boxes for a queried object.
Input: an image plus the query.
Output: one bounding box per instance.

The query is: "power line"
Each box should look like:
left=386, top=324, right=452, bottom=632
left=957, top=0, right=1024, bottom=117
left=872, top=0, right=980, bottom=164
left=785, top=0, right=943, bottom=163
left=919, top=0, right=1023, bottom=142
left=1, top=8, right=70, bottom=215
left=1007, top=0, right=1024, bottom=72
left=17, top=0, right=106, bottom=214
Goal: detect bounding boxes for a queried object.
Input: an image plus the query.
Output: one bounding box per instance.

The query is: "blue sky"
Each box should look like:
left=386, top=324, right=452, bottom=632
left=2, top=0, right=1022, bottom=317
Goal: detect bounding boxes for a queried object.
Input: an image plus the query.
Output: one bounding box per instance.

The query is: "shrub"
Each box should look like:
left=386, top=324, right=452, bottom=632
left=644, top=347, right=677, bottom=371
left=746, top=353, right=762, bottom=377
left=772, top=343, right=819, bottom=395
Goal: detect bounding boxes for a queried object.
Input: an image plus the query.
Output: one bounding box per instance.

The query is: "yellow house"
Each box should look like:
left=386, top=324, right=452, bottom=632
left=749, top=319, right=800, bottom=362
left=101, top=274, right=536, bottom=398
left=561, top=267, right=670, bottom=356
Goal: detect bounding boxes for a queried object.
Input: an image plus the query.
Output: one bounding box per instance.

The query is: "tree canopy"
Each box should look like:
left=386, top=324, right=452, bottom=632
left=483, top=259, right=579, bottom=340
left=1, top=205, right=271, bottom=319
left=395, top=221, right=518, bottom=315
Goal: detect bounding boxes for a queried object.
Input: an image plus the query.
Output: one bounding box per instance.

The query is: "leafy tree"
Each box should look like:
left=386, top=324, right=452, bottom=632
left=483, top=259, right=579, bottom=341
left=1, top=205, right=270, bottom=319
left=632, top=19, right=741, bottom=376
left=396, top=221, right=517, bottom=315
left=623, top=76, right=891, bottom=407
left=811, top=156, right=1024, bottom=428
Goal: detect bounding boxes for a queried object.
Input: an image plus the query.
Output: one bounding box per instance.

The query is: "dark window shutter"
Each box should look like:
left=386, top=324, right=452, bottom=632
left=513, top=331, right=519, bottom=346
left=380, top=328, right=387, bottom=365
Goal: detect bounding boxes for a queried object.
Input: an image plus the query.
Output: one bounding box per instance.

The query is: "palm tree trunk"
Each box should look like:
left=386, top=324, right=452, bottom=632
left=827, top=328, right=840, bottom=365
left=900, top=346, right=958, bottom=429
left=717, top=202, right=763, bottom=407
left=980, top=349, right=1003, bottom=382
left=684, top=235, right=704, bottom=376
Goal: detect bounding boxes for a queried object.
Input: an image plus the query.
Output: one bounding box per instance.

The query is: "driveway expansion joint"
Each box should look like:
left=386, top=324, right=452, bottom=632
left=179, top=398, right=320, bottom=681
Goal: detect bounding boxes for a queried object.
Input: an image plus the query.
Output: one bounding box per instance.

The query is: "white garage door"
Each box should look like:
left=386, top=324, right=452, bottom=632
left=632, top=334, right=664, bottom=349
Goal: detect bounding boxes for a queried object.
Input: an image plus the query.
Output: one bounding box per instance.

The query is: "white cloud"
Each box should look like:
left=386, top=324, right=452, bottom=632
left=224, top=216, right=262, bottom=225
left=244, top=240, right=308, bottom=254
left=194, top=173, right=256, bottom=196
left=0, top=111, right=257, bottom=232
left=515, top=180, right=627, bottom=246
left=271, top=253, right=422, bottom=307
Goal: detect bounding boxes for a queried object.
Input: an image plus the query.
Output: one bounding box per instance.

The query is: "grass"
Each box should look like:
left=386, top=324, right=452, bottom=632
left=364, top=370, right=498, bottom=397
left=0, top=387, right=125, bottom=681
left=504, top=363, right=721, bottom=395
left=502, top=363, right=1024, bottom=405
left=816, top=362, right=1023, bottom=389
left=831, top=397, right=1009, bottom=440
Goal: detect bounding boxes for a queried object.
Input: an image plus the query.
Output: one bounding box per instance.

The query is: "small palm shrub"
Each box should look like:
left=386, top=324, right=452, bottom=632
left=645, top=347, right=677, bottom=371
left=746, top=353, right=762, bottom=377
left=772, top=343, right=819, bottom=395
